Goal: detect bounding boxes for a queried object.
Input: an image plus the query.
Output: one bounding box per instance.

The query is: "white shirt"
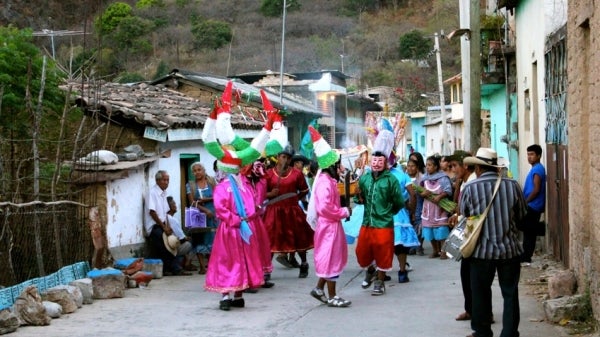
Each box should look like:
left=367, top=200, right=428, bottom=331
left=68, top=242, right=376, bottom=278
left=168, top=214, right=186, bottom=240
left=144, top=184, right=169, bottom=236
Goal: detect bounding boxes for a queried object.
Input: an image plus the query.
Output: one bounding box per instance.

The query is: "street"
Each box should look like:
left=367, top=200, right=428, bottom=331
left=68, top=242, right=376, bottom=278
left=14, top=246, right=569, bottom=337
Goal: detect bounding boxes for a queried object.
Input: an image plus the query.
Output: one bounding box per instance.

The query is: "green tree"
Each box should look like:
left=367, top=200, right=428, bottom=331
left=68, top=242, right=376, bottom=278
left=398, top=30, right=432, bottom=60
left=136, top=0, right=165, bottom=9
left=260, top=0, right=301, bottom=17
left=152, top=60, right=170, bottom=80
left=111, top=16, right=154, bottom=55
left=95, top=2, right=134, bottom=35
left=0, top=27, right=66, bottom=200
left=190, top=19, right=232, bottom=50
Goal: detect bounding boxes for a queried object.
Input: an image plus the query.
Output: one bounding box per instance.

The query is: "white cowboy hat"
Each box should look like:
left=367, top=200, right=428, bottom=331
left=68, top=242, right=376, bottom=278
left=463, top=147, right=504, bottom=168
left=162, top=233, right=180, bottom=256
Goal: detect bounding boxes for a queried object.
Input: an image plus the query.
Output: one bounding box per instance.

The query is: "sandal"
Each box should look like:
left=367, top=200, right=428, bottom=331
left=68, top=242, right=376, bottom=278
left=327, top=296, right=351, bottom=307
left=310, top=288, right=328, bottom=304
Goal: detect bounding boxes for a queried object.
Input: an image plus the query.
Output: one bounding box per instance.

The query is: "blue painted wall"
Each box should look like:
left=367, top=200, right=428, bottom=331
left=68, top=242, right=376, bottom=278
left=409, top=116, right=426, bottom=157
left=481, top=85, right=509, bottom=160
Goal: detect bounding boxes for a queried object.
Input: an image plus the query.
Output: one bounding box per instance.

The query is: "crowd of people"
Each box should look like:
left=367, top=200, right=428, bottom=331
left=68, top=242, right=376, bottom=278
left=142, top=81, right=547, bottom=337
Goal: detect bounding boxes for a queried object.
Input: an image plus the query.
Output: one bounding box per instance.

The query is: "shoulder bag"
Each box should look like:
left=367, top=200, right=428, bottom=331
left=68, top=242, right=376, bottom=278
left=459, top=175, right=502, bottom=258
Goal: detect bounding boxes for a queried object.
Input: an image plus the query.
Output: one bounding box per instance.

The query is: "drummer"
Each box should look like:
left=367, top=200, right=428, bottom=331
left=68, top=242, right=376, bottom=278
left=446, top=150, right=486, bottom=323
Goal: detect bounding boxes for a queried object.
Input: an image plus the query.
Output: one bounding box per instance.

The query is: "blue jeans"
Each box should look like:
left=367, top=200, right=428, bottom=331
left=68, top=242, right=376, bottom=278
left=470, top=257, right=520, bottom=337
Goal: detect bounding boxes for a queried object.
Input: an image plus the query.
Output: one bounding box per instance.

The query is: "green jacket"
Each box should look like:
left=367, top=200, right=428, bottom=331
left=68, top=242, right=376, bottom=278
left=356, top=170, right=404, bottom=229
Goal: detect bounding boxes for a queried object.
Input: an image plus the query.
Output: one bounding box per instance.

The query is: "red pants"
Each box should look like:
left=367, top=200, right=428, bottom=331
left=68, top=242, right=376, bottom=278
left=355, top=226, right=394, bottom=272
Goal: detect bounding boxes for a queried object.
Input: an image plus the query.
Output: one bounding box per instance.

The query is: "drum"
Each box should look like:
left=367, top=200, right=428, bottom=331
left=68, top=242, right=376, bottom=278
left=443, top=217, right=466, bottom=261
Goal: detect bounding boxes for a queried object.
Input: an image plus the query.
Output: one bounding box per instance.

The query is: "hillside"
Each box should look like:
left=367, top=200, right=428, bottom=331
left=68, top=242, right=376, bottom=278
left=2, top=0, right=460, bottom=95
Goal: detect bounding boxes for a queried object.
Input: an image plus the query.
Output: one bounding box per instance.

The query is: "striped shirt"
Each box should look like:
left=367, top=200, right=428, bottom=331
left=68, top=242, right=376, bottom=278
left=459, top=171, right=527, bottom=259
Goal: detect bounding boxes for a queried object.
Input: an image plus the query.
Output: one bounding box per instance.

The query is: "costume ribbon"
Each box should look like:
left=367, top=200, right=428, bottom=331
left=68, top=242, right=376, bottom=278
left=228, top=174, right=253, bottom=244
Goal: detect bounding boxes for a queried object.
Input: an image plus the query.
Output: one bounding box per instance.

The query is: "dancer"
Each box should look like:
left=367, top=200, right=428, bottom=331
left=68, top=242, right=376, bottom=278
left=202, top=81, right=276, bottom=310
left=306, top=126, right=352, bottom=307
left=355, top=129, right=404, bottom=296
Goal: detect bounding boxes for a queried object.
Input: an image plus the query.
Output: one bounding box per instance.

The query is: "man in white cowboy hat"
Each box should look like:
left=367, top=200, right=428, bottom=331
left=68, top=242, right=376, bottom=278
left=460, top=147, right=527, bottom=337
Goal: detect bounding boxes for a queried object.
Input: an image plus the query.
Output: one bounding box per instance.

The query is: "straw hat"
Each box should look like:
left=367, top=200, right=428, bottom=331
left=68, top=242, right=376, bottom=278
left=463, top=148, right=503, bottom=168
left=162, top=233, right=180, bottom=256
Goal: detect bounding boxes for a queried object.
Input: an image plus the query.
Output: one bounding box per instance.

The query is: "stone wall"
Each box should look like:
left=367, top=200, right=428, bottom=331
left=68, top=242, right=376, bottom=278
left=567, top=0, right=600, bottom=321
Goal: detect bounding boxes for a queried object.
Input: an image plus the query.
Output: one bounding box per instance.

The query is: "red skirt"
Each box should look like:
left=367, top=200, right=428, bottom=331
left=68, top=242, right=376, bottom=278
left=263, top=201, right=314, bottom=253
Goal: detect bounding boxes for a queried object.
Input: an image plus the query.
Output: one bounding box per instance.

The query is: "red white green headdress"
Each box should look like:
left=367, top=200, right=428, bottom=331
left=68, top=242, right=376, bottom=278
left=202, top=82, right=279, bottom=173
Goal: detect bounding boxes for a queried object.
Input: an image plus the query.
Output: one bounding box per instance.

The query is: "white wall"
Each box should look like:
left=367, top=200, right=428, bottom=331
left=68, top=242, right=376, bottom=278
left=106, top=167, right=148, bottom=249
left=104, top=132, right=261, bottom=252
left=515, top=0, right=566, bottom=183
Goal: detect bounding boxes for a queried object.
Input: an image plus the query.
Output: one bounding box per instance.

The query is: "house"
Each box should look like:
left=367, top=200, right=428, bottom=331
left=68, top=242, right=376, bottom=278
left=152, top=69, right=324, bottom=151
left=497, top=0, right=570, bottom=267
left=566, top=0, right=600, bottom=321
left=235, top=70, right=350, bottom=149
left=422, top=104, right=454, bottom=156
left=64, top=76, right=320, bottom=258
left=346, top=93, right=382, bottom=147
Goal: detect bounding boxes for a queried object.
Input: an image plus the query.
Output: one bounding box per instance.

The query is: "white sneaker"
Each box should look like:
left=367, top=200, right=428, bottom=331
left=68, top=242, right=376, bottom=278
left=521, top=262, right=531, bottom=267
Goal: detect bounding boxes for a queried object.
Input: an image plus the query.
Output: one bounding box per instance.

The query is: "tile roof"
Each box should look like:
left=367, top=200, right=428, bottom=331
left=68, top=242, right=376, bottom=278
left=63, top=81, right=265, bottom=130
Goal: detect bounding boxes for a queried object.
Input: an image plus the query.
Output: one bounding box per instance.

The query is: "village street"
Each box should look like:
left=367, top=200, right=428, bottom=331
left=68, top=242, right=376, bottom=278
left=14, top=247, right=569, bottom=337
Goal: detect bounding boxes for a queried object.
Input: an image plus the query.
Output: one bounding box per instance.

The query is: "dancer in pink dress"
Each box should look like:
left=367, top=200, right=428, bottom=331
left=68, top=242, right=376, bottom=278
left=306, top=126, right=352, bottom=307
left=201, top=81, right=277, bottom=311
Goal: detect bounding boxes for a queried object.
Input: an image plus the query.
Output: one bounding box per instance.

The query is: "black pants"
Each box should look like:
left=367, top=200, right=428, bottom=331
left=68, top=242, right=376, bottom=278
left=521, top=207, right=542, bottom=263
left=461, top=258, right=472, bottom=314
left=149, top=225, right=182, bottom=274
left=470, top=257, right=521, bottom=337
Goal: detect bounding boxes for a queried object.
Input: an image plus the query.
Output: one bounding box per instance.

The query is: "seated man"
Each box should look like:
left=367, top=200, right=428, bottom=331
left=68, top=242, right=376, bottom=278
left=166, top=196, right=193, bottom=268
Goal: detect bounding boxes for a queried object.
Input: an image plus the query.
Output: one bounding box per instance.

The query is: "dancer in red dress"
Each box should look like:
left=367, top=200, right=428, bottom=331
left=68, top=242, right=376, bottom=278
left=263, top=146, right=314, bottom=278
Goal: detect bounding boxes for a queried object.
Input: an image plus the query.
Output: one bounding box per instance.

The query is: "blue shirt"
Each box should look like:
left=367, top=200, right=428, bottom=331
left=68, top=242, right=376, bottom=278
left=523, top=163, right=546, bottom=212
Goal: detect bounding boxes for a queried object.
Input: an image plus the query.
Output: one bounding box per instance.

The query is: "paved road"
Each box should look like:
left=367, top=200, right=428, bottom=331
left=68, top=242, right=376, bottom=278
left=14, top=246, right=569, bottom=337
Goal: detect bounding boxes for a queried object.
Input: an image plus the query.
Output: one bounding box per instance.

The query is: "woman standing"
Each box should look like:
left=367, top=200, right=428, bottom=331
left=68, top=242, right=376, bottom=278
left=186, top=162, right=217, bottom=274
left=407, top=153, right=426, bottom=255
left=419, top=155, right=453, bottom=259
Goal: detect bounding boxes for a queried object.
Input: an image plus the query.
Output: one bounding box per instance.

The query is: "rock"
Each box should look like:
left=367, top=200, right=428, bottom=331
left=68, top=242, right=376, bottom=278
left=548, top=270, right=577, bottom=299
left=130, top=271, right=153, bottom=287
left=0, top=309, right=19, bottom=334
left=13, top=286, right=50, bottom=326
left=43, top=284, right=83, bottom=312
left=143, top=259, right=163, bottom=279
left=87, top=269, right=126, bottom=299
left=42, top=301, right=62, bottom=319
left=69, top=279, right=94, bottom=305
left=543, top=294, right=585, bottom=323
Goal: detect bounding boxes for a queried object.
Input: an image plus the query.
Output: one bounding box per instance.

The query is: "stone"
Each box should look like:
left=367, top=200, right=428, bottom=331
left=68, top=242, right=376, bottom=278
left=88, top=269, right=126, bottom=299
left=42, top=301, right=62, bottom=319
left=42, top=285, right=81, bottom=313
left=548, top=270, right=577, bottom=299
left=0, top=309, right=19, bottom=334
left=543, top=294, right=585, bottom=323
left=69, top=279, right=94, bottom=305
left=13, top=286, right=50, bottom=326
left=143, top=259, right=163, bottom=279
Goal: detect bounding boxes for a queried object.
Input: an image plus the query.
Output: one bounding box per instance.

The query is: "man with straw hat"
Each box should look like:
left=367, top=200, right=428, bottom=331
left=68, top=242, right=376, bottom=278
left=460, top=147, right=526, bottom=337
